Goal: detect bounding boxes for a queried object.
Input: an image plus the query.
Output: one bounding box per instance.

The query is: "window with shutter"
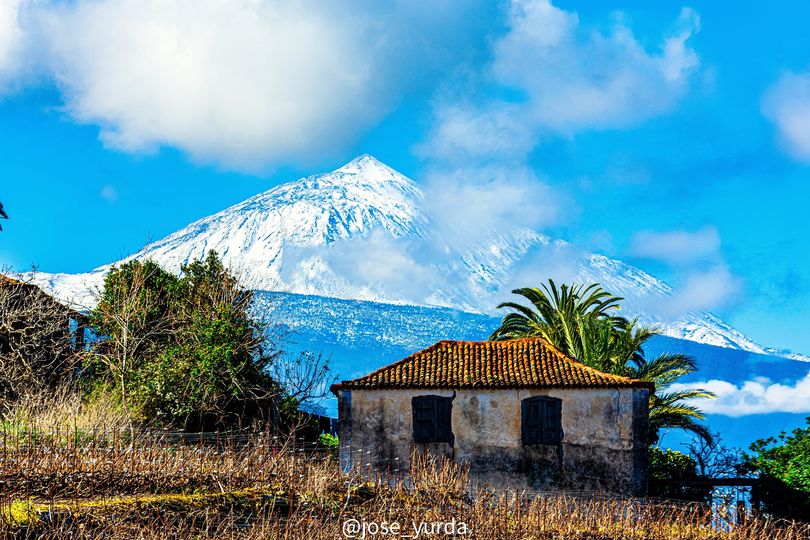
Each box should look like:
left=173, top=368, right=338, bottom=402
left=521, top=396, right=562, bottom=445
left=412, top=395, right=454, bottom=444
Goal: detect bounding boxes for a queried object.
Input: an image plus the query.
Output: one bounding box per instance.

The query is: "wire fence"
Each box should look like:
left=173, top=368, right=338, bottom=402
left=0, top=423, right=806, bottom=538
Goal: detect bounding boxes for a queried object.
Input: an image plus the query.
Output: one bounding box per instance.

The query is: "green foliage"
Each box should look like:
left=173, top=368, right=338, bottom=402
left=648, top=447, right=711, bottom=502
left=490, top=279, right=714, bottom=444
left=745, top=418, right=810, bottom=520
left=88, top=252, right=279, bottom=430
left=318, top=433, right=339, bottom=452
left=490, top=281, right=625, bottom=347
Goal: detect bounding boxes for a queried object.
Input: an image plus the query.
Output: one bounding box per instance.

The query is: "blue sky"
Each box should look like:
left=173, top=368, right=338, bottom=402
left=1, top=0, right=810, bottom=354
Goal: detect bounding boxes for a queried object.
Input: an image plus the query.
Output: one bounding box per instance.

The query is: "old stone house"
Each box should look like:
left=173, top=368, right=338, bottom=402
left=331, top=337, right=652, bottom=495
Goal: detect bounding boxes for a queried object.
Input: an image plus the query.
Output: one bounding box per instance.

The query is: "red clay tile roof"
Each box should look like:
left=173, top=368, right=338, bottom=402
left=331, top=337, right=653, bottom=392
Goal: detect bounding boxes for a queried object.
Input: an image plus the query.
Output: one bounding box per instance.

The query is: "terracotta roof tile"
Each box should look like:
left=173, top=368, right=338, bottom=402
left=331, top=337, right=652, bottom=392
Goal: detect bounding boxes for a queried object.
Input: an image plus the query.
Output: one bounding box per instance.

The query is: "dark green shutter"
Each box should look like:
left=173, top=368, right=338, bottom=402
left=435, top=397, right=453, bottom=444
left=412, top=396, right=454, bottom=444
left=413, top=397, right=436, bottom=442
left=522, top=396, right=562, bottom=445
left=522, top=398, right=542, bottom=444
left=542, top=398, right=562, bottom=443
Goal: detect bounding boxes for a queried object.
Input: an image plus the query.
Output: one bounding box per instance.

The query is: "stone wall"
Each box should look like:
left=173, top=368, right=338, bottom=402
left=336, top=387, right=649, bottom=495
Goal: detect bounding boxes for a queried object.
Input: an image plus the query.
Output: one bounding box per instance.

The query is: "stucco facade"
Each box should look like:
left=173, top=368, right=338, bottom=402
left=336, top=386, right=650, bottom=495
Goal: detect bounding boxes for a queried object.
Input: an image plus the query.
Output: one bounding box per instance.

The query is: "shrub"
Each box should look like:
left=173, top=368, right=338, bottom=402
left=648, top=447, right=711, bottom=502
left=745, top=417, right=810, bottom=521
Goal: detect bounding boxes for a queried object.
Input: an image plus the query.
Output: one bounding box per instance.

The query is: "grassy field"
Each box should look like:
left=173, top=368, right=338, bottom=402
left=0, top=426, right=807, bottom=539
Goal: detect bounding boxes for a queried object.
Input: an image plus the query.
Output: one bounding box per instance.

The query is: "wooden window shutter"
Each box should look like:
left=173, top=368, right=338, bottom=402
left=412, top=396, right=436, bottom=443
left=522, top=398, right=542, bottom=445
left=522, top=396, right=562, bottom=445
left=543, top=398, right=562, bottom=443
left=412, top=395, right=454, bottom=444
left=435, top=397, right=453, bottom=444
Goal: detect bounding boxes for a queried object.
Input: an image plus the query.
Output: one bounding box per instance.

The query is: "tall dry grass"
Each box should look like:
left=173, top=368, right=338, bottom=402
left=0, top=426, right=807, bottom=539
left=2, top=385, right=129, bottom=434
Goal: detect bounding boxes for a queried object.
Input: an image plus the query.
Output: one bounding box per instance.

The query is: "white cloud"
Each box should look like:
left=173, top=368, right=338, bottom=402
left=423, top=1, right=700, bottom=161
left=671, top=371, right=810, bottom=416
left=419, top=104, right=535, bottom=163
left=0, top=0, right=25, bottom=89
left=31, top=0, right=391, bottom=171
left=665, top=265, right=740, bottom=314
left=423, top=165, right=562, bottom=244
left=284, top=231, right=440, bottom=306
left=626, top=226, right=742, bottom=316
left=99, top=184, right=118, bottom=203
left=763, top=71, right=810, bottom=163
left=629, top=226, right=720, bottom=266
left=492, top=2, right=699, bottom=131
left=0, top=0, right=488, bottom=171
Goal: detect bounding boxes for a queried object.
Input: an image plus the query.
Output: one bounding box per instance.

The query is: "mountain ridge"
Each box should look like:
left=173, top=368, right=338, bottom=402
left=20, top=155, right=809, bottom=362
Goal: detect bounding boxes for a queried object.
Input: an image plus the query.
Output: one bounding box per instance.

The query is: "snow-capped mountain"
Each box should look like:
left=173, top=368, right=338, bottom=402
left=22, top=155, right=807, bottom=360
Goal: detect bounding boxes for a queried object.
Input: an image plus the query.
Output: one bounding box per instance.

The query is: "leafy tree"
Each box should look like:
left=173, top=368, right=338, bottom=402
left=137, top=253, right=278, bottom=430
left=744, top=418, right=810, bottom=521
left=490, top=280, right=714, bottom=444
left=88, top=252, right=280, bottom=430
left=88, top=259, right=179, bottom=431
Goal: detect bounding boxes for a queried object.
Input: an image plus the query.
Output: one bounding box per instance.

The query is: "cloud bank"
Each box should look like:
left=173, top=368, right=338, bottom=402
left=627, top=226, right=739, bottom=314
left=423, top=0, right=701, bottom=162
left=415, top=0, right=720, bottom=317
left=672, top=371, right=810, bottom=416
left=34, top=0, right=392, bottom=170
left=0, top=0, right=490, bottom=171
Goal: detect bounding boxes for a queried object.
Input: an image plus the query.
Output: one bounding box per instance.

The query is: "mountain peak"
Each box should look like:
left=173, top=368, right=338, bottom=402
left=21, top=157, right=797, bottom=360
left=340, top=153, right=385, bottom=169
left=284, top=154, right=422, bottom=207
left=332, top=154, right=408, bottom=184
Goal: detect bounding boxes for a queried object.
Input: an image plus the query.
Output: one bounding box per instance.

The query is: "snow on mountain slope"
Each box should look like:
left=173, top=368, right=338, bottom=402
left=21, top=155, right=808, bottom=360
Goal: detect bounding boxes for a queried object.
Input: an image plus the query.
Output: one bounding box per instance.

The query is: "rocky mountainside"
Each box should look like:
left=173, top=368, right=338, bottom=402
left=23, top=155, right=807, bottom=360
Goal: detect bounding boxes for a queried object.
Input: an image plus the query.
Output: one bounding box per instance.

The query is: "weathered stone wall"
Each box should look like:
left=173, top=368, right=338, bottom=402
left=337, top=387, right=649, bottom=495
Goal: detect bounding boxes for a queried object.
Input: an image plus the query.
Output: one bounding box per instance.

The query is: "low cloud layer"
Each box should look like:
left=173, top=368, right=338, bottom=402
left=763, top=71, right=810, bottom=163
left=627, top=226, right=740, bottom=316
left=663, top=265, right=741, bottom=315
left=672, top=371, right=810, bottom=416
left=423, top=165, right=562, bottom=244
left=281, top=164, right=567, bottom=310
left=630, top=227, right=721, bottom=266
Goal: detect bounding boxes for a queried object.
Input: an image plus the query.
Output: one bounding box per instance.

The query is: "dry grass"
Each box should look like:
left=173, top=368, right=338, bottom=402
left=3, top=386, right=129, bottom=434
left=0, top=427, right=807, bottom=539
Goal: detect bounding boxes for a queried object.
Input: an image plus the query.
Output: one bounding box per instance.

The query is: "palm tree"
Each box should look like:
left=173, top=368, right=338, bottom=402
left=489, top=281, right=625, bottom=351
left=0, top=202, right=7, bottom=231
left=491, top=280, right=715, bottom=444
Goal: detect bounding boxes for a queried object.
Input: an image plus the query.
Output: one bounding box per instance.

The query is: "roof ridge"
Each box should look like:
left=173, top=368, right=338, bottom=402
left=331, top=336, right=653, bottom=392
left=536, top=337, right=639, bottom=384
